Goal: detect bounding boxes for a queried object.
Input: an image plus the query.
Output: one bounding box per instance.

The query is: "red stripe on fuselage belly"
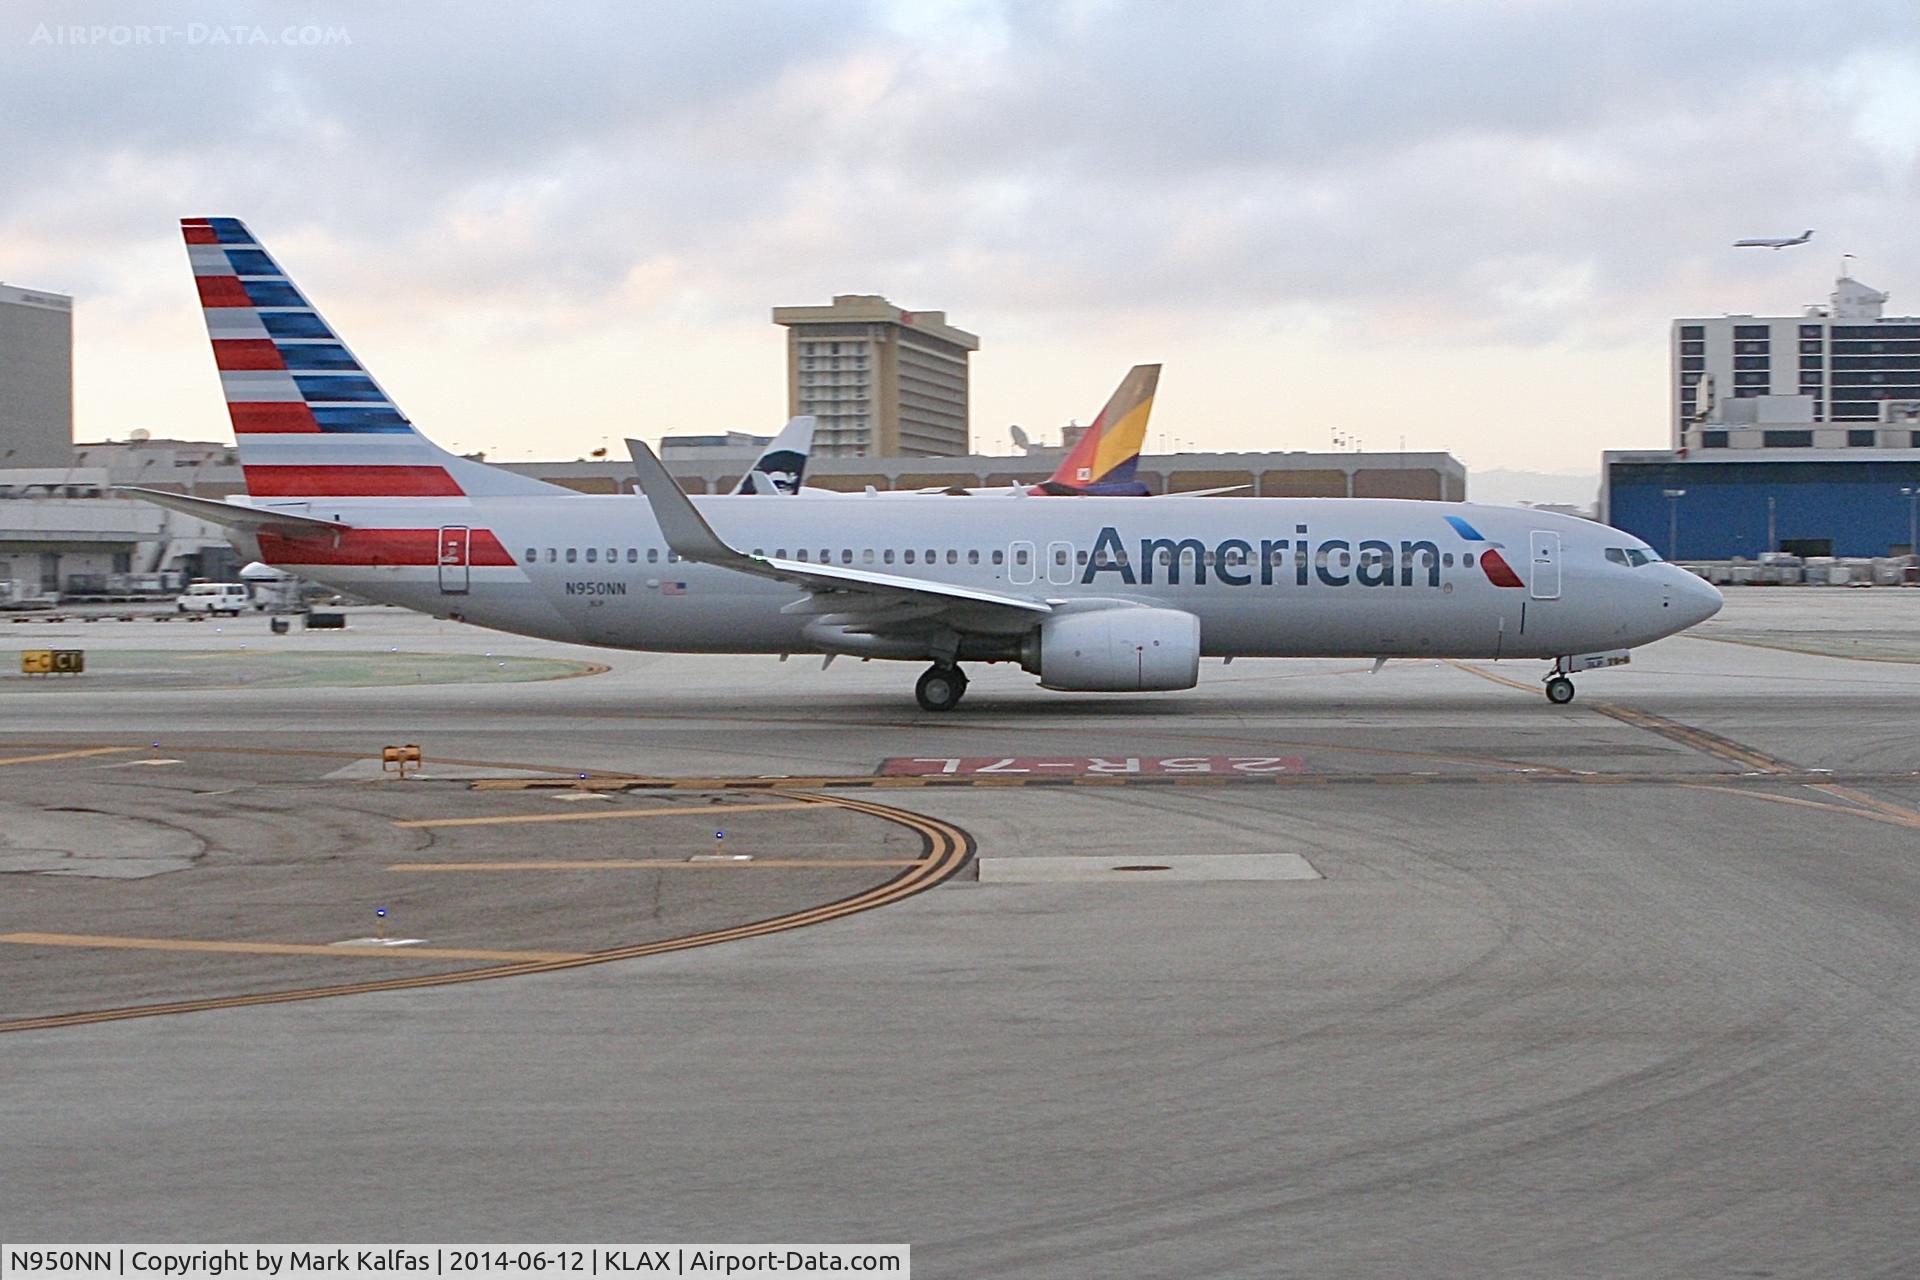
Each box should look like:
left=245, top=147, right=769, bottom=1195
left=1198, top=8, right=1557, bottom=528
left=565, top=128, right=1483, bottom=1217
left=244, top=465, right=464, bottom=497
left=257, top=528, right=515, bottom=567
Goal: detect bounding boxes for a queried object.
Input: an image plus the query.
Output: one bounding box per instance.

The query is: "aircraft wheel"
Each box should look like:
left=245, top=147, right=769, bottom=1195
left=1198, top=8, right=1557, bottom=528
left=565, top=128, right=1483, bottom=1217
left=916, top=664, right=967, bottom=712
left=1545, top=676, right=1576, bottom=705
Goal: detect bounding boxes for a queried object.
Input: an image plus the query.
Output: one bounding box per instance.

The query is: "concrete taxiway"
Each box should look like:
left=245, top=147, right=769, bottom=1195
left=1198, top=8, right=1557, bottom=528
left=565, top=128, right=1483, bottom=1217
left=1, top=593, right=1918, bottom=1277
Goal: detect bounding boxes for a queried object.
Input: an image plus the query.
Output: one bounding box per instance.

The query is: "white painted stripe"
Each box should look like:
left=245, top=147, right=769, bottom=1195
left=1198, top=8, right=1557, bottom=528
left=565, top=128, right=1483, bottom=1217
left=238, top=437, right=443, bottom=464
left=203, top=310, right=268, bottom=339
left=188, top=245, right=235, bottom=274
left=220, top=372, right=303, bottom=402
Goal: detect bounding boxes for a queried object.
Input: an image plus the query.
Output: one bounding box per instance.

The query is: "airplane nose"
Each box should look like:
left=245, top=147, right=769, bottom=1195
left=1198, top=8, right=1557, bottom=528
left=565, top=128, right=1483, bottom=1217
left=1672, top=570, right=1723, bottom=628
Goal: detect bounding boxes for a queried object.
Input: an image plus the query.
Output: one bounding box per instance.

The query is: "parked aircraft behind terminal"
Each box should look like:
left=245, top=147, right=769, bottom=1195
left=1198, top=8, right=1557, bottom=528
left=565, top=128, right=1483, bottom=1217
left=130, top=217, right=1723, bottom=710
left=731, top=416, right=814, bottom=495
left=772, top=364, right=1168, bottom=500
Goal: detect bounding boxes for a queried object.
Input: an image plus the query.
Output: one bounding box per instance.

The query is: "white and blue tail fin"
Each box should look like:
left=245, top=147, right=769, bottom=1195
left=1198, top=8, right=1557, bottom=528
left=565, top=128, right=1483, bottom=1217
left=730, top=415, right=815, bottom=495
left=181, top=217, right=565, bottom=500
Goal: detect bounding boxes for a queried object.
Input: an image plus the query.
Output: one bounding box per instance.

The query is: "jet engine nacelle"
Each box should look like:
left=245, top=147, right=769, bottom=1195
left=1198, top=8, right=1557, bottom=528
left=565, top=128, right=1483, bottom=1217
left=1023, top=607, right=1200, bottom=692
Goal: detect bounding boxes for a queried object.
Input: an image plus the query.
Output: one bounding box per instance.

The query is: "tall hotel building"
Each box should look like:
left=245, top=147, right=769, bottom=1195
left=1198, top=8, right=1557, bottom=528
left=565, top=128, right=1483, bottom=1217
left=772, top=295, right=979, bottom=457
left=1674, top=272, right=1920, bottom=451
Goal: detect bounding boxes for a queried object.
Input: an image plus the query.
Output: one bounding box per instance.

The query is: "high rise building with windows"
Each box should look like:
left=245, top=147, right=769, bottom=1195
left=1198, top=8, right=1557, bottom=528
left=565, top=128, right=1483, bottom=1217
left=772, top=294, right=978, bottom=457
left=1674, top=271, right=1920, bottom=452
left=0, top=283, right=74, bottom=467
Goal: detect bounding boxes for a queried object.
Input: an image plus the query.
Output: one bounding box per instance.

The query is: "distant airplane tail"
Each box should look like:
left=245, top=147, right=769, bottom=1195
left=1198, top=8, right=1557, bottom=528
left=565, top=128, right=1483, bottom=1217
left=731, top=416, right=815, bottom=495
left=180, top=217, right=563, bottom=501
left=1037, top=364, right=1160, bottom=495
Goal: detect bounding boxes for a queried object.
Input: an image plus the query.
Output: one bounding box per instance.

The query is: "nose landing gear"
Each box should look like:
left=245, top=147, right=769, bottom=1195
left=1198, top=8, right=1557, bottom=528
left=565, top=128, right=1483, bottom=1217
left=1544, top=675, right=1576, bottom=705
left=916, top=663, right=969, bottom=712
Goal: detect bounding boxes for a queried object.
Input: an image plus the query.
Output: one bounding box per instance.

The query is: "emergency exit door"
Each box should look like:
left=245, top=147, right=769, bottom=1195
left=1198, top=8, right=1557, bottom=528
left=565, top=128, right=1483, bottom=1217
left=437, top=525, right=471, bottom=594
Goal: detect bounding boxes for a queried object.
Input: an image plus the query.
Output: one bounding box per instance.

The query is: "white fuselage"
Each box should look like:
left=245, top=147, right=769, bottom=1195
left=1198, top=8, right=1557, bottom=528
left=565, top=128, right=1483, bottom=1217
left=250, top=494, right=1722, bottom=663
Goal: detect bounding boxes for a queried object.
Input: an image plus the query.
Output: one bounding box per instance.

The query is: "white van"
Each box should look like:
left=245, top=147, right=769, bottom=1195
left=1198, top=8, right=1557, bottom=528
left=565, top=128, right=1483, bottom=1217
left=175, top=582, right=253, bottom=616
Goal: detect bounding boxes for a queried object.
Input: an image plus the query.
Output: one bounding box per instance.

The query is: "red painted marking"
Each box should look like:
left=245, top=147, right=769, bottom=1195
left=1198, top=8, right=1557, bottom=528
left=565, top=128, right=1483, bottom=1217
left=880, top=756, right=1306, bottom=777
left=227, top=403, right=319, bottom=433
left=194, top=275, right=252, bottom=307
left=257, top=528, right=514, bottom=567
left=213, top=339, right=284, bottom=371
left=182, top=224, right=219, bottom=244
left=243, top=465, right=464, bottom=498
left=1479, top=548, right=1525, bottom=589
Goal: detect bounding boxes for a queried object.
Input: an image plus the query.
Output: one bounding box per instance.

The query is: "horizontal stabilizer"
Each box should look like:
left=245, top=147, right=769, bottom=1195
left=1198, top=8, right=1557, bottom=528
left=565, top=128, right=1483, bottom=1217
left=117, top=486, right=351, bottom=533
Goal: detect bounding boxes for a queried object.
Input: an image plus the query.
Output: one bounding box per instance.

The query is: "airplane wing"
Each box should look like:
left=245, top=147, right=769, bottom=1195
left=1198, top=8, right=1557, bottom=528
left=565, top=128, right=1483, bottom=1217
left=117, top=487, right=351, bottom=534
left=627, top=439, right=1050, bottom=630
left=1155, top=485, right=1249, bottom=497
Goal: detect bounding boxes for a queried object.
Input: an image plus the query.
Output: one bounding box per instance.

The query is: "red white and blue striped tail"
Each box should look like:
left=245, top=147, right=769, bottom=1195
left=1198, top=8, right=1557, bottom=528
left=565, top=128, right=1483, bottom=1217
left=181, top=217, right=561, bottom=500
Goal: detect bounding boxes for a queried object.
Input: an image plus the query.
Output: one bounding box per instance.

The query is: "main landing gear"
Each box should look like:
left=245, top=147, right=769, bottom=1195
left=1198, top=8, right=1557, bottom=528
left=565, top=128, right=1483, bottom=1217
left=916, top=663, right=969, bottom=712
left=1544, top=674, right=1576, bottom=705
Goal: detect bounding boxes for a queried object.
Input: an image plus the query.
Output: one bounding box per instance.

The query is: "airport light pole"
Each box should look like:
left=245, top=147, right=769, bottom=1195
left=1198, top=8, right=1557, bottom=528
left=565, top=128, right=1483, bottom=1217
left=1664, top=488, right=1687, bottom=561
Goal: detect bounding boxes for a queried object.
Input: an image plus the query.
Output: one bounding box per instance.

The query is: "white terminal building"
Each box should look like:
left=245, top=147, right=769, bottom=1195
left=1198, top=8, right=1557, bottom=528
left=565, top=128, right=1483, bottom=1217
left=1674, top=269, right=1920, bottom=451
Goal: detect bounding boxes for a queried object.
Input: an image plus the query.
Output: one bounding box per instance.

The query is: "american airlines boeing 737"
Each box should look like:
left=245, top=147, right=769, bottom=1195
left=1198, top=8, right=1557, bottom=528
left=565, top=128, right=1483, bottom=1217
left=131, top=218, right=1723, bottom=711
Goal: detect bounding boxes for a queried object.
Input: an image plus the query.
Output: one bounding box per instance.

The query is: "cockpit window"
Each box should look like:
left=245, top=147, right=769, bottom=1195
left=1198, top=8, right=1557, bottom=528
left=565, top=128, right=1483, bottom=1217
left=1607, top=546, right=1663, bottom=567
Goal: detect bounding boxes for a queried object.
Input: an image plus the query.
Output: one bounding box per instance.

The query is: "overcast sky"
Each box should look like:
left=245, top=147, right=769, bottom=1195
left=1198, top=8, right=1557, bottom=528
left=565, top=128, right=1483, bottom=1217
left=5, top=0, right=1918, bottom=474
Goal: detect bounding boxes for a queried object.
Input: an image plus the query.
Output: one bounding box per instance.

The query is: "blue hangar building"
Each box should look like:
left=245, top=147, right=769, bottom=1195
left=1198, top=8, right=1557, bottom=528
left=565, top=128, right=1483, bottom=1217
left=1603, top=450, right=1920, bottom=560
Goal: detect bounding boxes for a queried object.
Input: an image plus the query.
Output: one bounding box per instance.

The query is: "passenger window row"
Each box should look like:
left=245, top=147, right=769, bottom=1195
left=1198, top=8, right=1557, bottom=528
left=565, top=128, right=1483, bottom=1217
left=526, top=547, right=677, bottom=565
left=523, top=546, right=1000, bottom=567
left=521, top=543, right=1490, bottom=572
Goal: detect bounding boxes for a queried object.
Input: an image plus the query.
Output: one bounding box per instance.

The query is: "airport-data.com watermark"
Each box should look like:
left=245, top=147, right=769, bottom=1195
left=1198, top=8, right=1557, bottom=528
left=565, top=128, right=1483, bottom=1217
left=28, top=22, right=350, bottom=48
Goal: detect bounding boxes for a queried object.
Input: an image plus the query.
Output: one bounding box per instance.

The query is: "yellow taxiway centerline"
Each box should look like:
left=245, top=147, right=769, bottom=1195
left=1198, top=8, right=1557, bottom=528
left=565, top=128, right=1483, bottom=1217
left=0, top=932, right=586, bottom=963
left=386, top=858, right=927, bottom=872
left=0, top=747, right=140, bottom=767
left=0, top=789, right=975, bottom=1034
left=392, top=801, right=820, bottom=829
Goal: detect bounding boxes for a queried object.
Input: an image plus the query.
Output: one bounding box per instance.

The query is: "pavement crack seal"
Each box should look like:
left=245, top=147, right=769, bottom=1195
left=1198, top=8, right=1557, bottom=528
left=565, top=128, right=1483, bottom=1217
left=0, top=790, right=973, bottom=1035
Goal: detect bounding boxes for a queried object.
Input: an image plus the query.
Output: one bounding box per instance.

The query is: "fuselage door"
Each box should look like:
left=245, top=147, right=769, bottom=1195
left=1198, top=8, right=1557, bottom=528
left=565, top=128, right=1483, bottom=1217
left=1529, top=530, right=1561, bottom=600
left=1046, top=540, right=1076, bottom=585
left=1008, top=540, right=1036, bottom=585
left=438, top=525, right=472, bottom=594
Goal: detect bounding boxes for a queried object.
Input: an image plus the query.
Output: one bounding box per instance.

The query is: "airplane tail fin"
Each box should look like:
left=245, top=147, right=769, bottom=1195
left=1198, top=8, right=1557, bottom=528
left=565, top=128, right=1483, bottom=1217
left=180, top=217, right=564, bottom=500
left=1044, top=364, right=1160, bottom=492
left=730, top=416, right=815, bottom=495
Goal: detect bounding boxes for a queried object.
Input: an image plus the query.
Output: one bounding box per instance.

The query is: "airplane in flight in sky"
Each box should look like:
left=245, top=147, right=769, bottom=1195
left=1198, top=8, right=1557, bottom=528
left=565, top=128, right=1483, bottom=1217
left=1733, top=229, right=1814, bottom=249
left=132, top=217, right=1723, bottom=711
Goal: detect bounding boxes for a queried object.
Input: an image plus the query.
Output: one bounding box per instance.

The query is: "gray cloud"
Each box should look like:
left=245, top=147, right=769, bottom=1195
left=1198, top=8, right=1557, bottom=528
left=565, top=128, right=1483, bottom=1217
left=4, top=0, right=1917, bottom=355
